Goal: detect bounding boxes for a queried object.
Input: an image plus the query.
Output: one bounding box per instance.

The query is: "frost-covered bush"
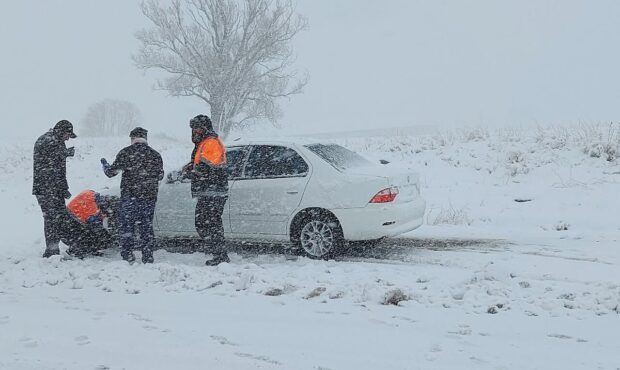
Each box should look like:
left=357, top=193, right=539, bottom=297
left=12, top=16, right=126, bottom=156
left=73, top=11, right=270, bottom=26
left=382, top=289, right=410, bottom=306
left=428, top=206, right=473, bottom=226
left=578, top=123, right=619, bottom=162
left=433, top=130, right=457, bottom=147
left=506, top=150, right=529, bottom=177
left=584, top=142, right=617, bottom=161
left=461, top=126, right=489, bottom=142
left=534, top=125, right=571, bottom=150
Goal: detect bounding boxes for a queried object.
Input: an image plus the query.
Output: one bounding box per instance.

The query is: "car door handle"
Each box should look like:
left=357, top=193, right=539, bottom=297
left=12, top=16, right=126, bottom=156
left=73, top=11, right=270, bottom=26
left=286, top=190, right=299, bottom=194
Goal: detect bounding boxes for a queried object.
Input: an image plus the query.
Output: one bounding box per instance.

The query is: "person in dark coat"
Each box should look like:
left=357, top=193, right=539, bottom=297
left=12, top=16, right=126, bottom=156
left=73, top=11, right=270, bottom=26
left=101, top=127, right=164, bottom=263
left=32, top=120, right=77, bottom=257
left=182, top=114, right=230, bottom=266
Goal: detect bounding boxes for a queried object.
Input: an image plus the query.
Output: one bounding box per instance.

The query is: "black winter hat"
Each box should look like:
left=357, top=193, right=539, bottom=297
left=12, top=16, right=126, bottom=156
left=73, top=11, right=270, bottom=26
left=129, top=127, right=148, bottom=139
left=54, top=120, right=77, bottom=138
left=189, top=114, right=213, bottom=131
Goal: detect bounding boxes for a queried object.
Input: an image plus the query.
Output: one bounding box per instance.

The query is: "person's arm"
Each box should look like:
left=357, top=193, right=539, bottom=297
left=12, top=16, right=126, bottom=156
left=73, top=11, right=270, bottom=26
left=180, top=161, right=193, bottom=179
left=180, top=144, right=199, bottom=179
left=102, top=150, right=124, bottom=178
left=157, top=153, right=165, bottom=181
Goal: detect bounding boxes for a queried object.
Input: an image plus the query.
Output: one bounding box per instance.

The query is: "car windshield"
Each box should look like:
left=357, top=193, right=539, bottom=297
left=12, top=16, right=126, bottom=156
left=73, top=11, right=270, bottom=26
left=305, top=143, right=371, bottom=171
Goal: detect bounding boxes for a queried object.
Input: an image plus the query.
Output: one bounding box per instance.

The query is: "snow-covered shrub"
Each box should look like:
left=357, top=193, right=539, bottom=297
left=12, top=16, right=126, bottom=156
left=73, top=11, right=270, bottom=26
left=433, top=130, right=456, bottom=147
left=428, top=206, right=473, bottom=226
left=383, top=289, right=410, bottom=306
left=577, top=122, right=620, bottom=161
left=584, top=142, right=617, bottom=161
left=506, top=150, right=529, bottom=177
left=461, top=126, right=489, bottom=142
left=534, top=125, right=571, bottom=150
left=497, top=127, right=525, bottom=143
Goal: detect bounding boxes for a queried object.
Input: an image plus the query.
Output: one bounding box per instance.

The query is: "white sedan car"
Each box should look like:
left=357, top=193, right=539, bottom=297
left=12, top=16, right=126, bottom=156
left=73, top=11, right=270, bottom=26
left=150, top=138, right=425, bottom=258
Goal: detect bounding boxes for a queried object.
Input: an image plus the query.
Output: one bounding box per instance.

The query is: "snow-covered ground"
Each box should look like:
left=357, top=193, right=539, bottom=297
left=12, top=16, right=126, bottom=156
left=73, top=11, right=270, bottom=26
left=1, top=124, right=619, bottom=370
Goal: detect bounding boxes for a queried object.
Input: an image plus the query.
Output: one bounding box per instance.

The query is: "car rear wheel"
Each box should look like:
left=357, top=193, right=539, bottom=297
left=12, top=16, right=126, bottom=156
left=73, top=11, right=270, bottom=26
left=296, top=215, right=343, bottom=259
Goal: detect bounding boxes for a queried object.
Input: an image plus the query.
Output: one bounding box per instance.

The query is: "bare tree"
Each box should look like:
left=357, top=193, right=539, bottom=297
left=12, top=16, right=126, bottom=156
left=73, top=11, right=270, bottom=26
left=81, top=99, right=143, bottom=137
left=134, top=0, right=308, bottom=137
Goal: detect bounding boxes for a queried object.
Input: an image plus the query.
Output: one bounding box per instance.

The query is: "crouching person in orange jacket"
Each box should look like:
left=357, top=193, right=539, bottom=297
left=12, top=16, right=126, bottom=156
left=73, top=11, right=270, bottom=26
left=64, top=190, right=118, bottom=258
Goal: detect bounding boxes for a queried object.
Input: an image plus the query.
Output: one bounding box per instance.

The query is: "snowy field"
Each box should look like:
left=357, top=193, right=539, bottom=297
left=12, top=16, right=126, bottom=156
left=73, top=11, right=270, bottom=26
left=1, top=124, right=619, bottom=370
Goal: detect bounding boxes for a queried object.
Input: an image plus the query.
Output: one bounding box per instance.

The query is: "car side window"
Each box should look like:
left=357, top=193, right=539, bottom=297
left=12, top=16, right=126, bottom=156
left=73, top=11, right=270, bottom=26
left=226, top=146, right=248, bottom=179
left=244, top=145, right=308, bottom=179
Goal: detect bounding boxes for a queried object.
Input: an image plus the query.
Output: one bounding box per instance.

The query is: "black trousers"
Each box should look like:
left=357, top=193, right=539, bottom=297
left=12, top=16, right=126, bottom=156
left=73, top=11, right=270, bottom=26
left=195, top=196, right=227, bottom=257
left=64, top=216, right=113, bottom=253
left=36, top=194, right=71, bottom=250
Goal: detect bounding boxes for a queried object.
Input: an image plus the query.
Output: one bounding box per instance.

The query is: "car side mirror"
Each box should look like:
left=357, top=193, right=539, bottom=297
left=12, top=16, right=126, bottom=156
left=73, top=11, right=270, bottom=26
left=379, top=159, right=390, bottom=165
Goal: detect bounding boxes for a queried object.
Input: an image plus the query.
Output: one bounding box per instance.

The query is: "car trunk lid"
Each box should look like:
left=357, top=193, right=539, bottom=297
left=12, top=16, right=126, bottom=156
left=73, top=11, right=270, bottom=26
left=344, top=164, right=420, bottom=203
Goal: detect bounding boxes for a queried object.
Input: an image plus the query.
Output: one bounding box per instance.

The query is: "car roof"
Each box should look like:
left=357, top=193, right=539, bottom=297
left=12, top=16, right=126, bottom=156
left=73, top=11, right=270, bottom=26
left=225, top=136, right=327, bottom=147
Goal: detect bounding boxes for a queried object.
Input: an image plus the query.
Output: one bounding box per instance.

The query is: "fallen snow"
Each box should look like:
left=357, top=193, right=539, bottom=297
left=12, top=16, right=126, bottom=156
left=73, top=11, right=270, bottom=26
left=1, top=125, right=619, bottom=369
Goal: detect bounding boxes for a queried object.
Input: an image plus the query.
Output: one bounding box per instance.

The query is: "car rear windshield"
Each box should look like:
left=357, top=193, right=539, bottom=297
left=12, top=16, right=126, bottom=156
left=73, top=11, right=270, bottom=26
left=305, top=144, right=371, bottom=171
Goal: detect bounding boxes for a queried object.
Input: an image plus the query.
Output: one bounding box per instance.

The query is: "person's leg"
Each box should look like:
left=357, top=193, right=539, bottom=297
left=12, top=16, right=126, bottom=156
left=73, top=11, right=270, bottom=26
left=200, top=196, right=229, bottom=265
left=87, top=218, right=113, bottom=252
left=136, top=198, right=156, bottom=263
left=118, top=197, right=137, bottom=262
left=194, top=196, right=209, bottom=249
left=36, top=195, right=66, bottom=257
left=63, top=216, right=91, bottom=258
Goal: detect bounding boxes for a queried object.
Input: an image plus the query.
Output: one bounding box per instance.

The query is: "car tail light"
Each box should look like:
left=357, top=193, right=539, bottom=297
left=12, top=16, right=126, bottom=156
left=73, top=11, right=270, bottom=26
left=369, top=187, right=399, bottom=203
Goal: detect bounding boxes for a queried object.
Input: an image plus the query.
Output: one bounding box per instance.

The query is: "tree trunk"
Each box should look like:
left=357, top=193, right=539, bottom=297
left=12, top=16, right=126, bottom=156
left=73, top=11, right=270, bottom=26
left=210, top=102, right=231, bottom=139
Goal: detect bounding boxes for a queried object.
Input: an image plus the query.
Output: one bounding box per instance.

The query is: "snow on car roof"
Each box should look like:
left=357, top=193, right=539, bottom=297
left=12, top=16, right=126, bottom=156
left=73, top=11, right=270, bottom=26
left=225, top=136, right=325, bottom=147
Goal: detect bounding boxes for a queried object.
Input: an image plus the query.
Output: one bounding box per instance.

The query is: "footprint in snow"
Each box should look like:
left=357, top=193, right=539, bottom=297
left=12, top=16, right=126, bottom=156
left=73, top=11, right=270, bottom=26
left=0, top=315, right=9, bottom=324
left=548, top=333, right=573, bottom=340
left=211, top=335, right=238, bottom=346
left=75, top=335, right=90, bottom=346
left=92, top=312, right=106, bottom=321
left=429, top=344, right=443, bottom=352
left=448, top=328, right=472, bottom=336
left=128, top=313, right=152, bottom=322
left=20, top=337, right=38, bottom=348
left=234, top=352, right=282, bottom=366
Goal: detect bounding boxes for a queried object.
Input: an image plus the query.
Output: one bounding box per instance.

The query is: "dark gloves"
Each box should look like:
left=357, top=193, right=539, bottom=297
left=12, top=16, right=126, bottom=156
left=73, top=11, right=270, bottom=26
left=64, top=190, right=72, bottom=199
left=66, top=147, right=75, bottom=157
left=101, top=158, right=109, bottom=170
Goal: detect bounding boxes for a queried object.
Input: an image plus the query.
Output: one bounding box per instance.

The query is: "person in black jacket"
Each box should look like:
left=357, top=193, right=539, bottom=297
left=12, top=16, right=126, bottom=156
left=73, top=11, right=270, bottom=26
left=182, top=114, right=230, bottom=266
left=32, top=120, right=77, bottom=257
left=101, top=127, right=164, bottom=263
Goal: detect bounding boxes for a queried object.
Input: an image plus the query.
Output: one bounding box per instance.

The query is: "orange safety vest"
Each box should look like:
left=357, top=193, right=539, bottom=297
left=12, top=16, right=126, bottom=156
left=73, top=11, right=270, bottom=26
left=67, top=190, right=100, bottom=222
left=193, top=136, right=226, bottom=166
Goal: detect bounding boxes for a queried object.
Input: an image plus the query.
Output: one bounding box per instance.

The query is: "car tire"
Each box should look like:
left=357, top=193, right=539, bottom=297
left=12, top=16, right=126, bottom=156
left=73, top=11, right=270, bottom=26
left=294, top=213, right=344, bottom=260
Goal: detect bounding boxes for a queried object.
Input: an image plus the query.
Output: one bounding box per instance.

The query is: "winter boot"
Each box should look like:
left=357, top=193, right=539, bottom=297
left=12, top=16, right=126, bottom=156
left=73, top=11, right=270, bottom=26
left=42, top=242, right=60, bottom=258
left=205, top=253, right=230, bottom=266
left=121, top=250, right=136, bottom=264
left=66, top=247, right=86, bottom=259
left=142, top=249, right=154, bottom=264
left=42, top=248, right=60, bottom=258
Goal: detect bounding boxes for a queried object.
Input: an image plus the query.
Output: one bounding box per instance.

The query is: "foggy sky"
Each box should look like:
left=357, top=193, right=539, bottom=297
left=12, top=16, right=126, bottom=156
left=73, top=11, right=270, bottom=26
left=1, top=0, right=620, bottom=141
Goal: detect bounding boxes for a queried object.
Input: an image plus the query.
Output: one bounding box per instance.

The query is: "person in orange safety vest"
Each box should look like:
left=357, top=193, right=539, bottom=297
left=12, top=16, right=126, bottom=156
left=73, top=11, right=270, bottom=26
left=67, top=190, right=103, bottom=224
left=64, top=190, right=117, bottom=258
left=182, top=114, right=230, bottom=266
